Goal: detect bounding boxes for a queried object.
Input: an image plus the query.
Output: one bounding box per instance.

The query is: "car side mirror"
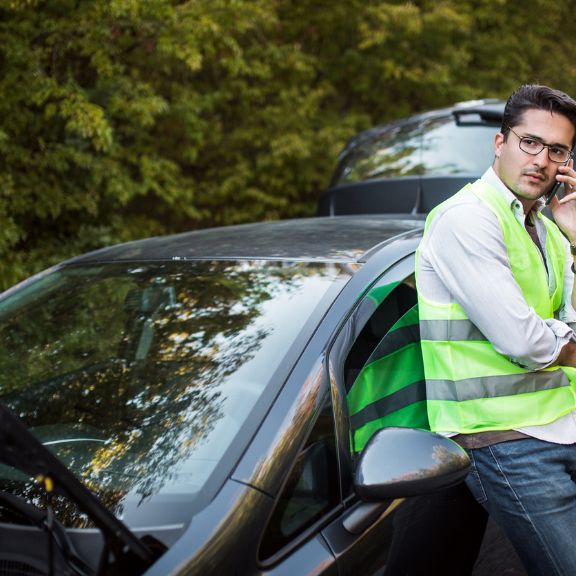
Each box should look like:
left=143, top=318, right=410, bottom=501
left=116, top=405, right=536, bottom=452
left=354, top=427, right=470, bottom=500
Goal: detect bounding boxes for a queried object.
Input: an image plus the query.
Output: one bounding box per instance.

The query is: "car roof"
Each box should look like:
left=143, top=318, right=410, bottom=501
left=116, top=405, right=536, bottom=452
left=67, top=216, right=425, bottom=266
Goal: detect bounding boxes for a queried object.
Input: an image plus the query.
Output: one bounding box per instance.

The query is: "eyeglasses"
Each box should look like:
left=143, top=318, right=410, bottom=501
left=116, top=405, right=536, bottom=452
left=508, top=127, right=572, bottom=164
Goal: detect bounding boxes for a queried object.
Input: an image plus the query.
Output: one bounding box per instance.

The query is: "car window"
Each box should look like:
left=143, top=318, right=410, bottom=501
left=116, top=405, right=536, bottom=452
left=343, top=278, right=417, bottom=391
left=419, top=116, right=497, bottom=176
left=326, top=258, right=418, bottom=495
left=259, top=397, right=339, bottom=560
left=334, top=121, right=423, bottom=183
left=342, top=275, right=427, bottom=454
left=332, top=114, right=498, bottom=186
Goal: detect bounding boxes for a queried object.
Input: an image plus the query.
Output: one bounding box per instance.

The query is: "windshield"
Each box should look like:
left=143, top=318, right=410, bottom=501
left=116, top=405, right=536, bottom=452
left=0, top=260, right=347, bottom=532
left=333, top=114, right=498, bottom=185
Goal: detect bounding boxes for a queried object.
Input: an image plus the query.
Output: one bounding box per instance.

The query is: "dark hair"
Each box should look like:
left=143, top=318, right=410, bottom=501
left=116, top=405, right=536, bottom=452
left=501, top=84, right=576, bottom=145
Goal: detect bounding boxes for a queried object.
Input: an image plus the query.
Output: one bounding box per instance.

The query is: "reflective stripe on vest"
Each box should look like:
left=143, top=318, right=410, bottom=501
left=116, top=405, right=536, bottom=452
left=420, top=319, right=487, bottom=341
left=416, top=179, right=576, bottom=434
left=347, top=304, right=429, bottom=453
left=426, top=370, right=570, bottom=401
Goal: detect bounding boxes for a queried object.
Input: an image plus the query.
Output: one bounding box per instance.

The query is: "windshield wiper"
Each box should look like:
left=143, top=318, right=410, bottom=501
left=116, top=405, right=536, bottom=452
left=0, top=403, right=161, bottom=575
left=0, top=490, right=93, bottom=575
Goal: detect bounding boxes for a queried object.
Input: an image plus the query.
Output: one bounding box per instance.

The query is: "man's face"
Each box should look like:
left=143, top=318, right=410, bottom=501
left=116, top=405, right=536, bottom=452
left=493, top=108, right=575, bottom=206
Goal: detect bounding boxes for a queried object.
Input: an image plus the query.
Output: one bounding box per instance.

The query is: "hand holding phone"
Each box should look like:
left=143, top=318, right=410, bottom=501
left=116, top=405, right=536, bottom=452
left=546, top=158, right=572, bottom=206
left=545, top=180, right=562, bottom=205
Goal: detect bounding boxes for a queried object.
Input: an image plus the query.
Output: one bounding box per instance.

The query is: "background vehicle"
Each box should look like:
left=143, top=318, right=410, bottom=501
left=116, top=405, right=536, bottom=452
left=0, top=216, right=524, bottom=575
left=318, top=100, right=505, bottom=216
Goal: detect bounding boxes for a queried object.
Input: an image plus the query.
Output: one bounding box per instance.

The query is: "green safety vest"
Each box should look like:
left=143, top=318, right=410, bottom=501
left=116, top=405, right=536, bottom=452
left=347, top=283, right=429, bottom=453
left=417, top=179, right=576, bottom=434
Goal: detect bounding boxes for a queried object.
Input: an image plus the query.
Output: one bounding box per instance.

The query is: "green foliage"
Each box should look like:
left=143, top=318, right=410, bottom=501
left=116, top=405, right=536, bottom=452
left=1, top=0, right=576, bottom=289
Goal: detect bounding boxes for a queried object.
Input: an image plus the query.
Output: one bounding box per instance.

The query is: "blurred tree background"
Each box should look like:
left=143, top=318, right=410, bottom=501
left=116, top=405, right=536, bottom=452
left=1, top=0, right=575, bottom=289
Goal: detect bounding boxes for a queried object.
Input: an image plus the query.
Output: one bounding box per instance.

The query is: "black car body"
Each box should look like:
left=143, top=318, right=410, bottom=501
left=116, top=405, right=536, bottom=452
left=0, top=216, right=524, bottom=575
left=318, top=100, right=505, bottom=216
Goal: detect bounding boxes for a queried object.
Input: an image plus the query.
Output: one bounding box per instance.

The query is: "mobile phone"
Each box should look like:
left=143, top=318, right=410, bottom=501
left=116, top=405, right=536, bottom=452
left=545, top=180, right=562, bottom=205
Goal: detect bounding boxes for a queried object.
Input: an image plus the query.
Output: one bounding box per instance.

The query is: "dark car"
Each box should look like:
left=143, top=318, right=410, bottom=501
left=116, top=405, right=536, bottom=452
left=0, top=216, right=524, bottom=575
left=318, top=100, right=505, bottom=216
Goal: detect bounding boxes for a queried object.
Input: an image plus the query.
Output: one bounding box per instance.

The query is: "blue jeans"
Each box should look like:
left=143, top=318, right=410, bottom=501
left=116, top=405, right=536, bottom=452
left=465, top=438, right=576, bottom=576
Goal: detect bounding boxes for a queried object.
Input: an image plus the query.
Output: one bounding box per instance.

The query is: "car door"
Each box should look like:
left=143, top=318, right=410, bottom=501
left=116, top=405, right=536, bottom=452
left=322, top=254, right=489, bottom=576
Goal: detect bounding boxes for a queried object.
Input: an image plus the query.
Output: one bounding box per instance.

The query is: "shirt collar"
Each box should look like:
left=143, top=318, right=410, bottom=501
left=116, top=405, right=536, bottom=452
left=481, top=166, right=545, bottom=218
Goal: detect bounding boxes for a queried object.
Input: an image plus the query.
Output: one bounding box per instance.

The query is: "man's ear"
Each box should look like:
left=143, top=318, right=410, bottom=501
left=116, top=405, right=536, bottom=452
left=494, top=132, right=504, bottom=158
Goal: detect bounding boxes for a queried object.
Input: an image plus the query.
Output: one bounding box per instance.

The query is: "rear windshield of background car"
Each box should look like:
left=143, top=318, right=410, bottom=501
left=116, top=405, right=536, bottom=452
left=332, top=115, right=498, bottom=185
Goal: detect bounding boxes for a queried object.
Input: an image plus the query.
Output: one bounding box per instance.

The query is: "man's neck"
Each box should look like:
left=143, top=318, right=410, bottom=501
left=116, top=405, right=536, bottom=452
left=515, top=194, right=537, bottom=215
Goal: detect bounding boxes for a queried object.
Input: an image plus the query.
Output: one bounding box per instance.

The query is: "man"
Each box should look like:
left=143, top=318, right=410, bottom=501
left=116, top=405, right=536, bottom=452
left=416, top=84, right=576, bottom=576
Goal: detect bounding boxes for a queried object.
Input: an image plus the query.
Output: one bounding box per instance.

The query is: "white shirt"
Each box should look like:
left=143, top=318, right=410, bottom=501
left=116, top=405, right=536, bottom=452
left=417, top=167, right=576, bottom=443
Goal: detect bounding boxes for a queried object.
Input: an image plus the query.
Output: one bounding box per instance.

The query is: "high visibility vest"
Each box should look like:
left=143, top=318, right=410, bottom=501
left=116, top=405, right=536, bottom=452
left=347, top=289, right=429, bottom=453
left=417, top=179, right=576, bottom=434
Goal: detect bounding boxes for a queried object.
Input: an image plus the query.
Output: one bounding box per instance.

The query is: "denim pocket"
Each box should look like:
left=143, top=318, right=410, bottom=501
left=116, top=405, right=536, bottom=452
left=464, top=450, right=488, bottom=505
